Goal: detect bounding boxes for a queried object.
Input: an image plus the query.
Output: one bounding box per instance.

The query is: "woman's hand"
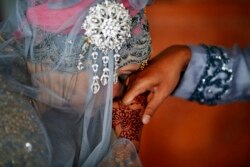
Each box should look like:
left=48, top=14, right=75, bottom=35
left=122, top=45, right=191, bottom=124
left=112, top=93, right=147, bottom=151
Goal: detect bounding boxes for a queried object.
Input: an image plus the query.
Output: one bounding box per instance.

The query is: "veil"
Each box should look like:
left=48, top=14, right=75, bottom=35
left=0, top=0, right=151, bottom=166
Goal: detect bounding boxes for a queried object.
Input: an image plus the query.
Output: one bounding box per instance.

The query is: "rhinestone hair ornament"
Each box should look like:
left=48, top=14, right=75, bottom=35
left=78, top=0, right=132, bottom=94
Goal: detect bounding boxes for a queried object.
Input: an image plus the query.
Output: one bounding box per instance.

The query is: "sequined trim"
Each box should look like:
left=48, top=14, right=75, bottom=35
left=189, top=45, right=233, bottom=105
left=0, top=76, right=50, bottom=166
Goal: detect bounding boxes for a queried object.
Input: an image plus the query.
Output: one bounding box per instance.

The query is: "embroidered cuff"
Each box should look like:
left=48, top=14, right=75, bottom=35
left=173, top=45, right=233, bottom=105
left=189, top=44, right=233, bottom=105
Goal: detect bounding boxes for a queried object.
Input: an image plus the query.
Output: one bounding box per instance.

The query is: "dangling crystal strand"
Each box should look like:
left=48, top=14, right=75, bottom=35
left=82, top=41, right=90, bottom=53
left=101, top=54, right=110, bottom=86
left=82, top=0, right=132, bottom=94
left=91, top=47, right=100, bottom=94
left=77, top=52, right=85, bottom=70
left=91, top=76, right=100, bottom=94
left=101, top=68, right=110, bottom=86
left=77, top=61, right=84, bottom=70
left=77, top=40, right=89, bottom=71
left=92, top=51, right=98, bottom=60
left=92, top=64, right=99, bottom=73
left=113, top=52, right=120, bottom=84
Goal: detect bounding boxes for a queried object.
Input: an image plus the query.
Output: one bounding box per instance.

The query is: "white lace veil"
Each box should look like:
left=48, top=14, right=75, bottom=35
left=0, top=0, right=151, bottom=166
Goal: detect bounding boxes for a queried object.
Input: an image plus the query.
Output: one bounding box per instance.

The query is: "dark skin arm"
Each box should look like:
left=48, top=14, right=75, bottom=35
left=122, top=45, right=191, bottom=124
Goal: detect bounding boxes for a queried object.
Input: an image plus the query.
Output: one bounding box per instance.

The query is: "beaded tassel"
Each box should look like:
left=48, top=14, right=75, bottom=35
left=81, top=0, right=132, bottom=94
left=91, top=47, right=100, bottom=94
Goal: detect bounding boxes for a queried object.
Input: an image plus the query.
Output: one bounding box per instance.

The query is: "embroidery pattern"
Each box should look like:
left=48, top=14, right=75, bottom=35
left=16, top=11, right=151, bottom=73
left=190, top=44, right=233, bottom=105
left=112, top=94, right=147, bottom=141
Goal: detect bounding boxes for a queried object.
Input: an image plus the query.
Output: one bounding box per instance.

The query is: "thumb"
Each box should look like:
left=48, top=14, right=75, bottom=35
left=142, top=87, right=169, bottom=124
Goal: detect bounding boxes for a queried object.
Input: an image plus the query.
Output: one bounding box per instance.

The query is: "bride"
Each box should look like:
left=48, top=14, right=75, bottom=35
left=0, top=0, right=152, bottom=166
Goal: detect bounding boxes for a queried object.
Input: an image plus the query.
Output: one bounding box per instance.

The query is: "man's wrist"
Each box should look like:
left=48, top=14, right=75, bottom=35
left=180, top=45, right=192, bottom=70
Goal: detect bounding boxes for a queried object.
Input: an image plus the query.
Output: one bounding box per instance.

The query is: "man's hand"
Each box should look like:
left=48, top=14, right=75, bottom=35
left=122, top=45, right=191, bottom=124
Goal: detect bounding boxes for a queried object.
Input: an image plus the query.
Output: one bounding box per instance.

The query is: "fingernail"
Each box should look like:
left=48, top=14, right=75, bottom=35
left=122, top=98, right=131, bottom=106
left=142, top=115, right=151, bottom=124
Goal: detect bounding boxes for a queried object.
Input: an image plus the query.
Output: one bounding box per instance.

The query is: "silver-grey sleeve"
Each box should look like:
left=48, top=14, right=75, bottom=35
left=173, top=44, right=250, bottom=105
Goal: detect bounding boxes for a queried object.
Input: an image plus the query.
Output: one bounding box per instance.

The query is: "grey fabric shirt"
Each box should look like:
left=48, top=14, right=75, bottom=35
left=173, top=45, right=250, bottom=105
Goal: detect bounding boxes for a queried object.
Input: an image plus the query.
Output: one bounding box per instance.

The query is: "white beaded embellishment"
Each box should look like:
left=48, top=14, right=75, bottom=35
left=79, top=0, right=132, bottom=94
left=190, top=45, right=233, bottom=104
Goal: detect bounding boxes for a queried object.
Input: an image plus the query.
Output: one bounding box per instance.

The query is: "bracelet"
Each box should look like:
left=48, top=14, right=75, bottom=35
left=139, top=58, right=148, bottom=71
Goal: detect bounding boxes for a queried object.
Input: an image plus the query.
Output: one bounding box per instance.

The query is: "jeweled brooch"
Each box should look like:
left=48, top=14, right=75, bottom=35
left=78, top=0, right=132, bottom=94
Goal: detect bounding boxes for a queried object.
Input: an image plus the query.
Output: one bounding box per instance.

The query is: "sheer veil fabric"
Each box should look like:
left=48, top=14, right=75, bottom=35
left=0, top=0, right=151, bottom=166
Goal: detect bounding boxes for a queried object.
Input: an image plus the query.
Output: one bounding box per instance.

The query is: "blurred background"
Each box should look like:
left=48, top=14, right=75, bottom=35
left=140, top=0, right=250, bottom=167
left=1, top=0, right=250, bottom=167
left=0, top=0, right=16, bottom=21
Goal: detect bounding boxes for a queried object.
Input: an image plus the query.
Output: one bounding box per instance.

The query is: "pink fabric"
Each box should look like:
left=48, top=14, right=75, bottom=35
left=27, top=0, right=94, bottom=32
left=27, top=0, right=139, bottom=33
left=120, top=0, right=139, bottom=16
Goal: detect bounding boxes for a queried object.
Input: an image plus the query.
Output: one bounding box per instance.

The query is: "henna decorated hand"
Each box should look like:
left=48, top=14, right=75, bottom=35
left=112, top=93, right=147, bottom=151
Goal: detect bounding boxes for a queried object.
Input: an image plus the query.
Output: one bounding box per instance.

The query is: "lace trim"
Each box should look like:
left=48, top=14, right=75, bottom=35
left=189, top=44, right=233, bottom=105
left=18, top=10, right=151, bottom=73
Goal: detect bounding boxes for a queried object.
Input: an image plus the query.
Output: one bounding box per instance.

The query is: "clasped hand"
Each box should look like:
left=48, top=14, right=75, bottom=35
left=122, top=45, right=191, bottom=124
